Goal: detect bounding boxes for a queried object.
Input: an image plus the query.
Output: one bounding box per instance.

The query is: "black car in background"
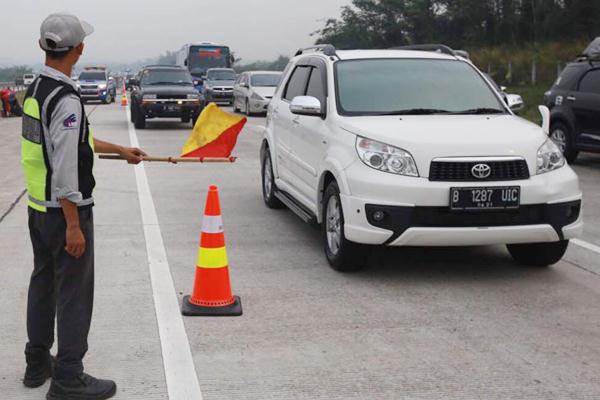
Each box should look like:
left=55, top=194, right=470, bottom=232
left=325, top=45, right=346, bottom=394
left=129, top=65, right=201, bottom=129
left=544, top=47, right=600, bottom=162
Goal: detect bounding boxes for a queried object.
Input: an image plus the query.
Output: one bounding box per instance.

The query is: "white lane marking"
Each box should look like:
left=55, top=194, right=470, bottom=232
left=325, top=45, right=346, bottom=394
left=572, top=238, right=600, bottom=255
left=126, top=108, right=203, bottom=400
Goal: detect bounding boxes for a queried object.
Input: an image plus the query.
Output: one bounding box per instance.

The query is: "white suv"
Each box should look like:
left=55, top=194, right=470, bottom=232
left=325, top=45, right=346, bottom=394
left=260, top=45, right=583, bottom=271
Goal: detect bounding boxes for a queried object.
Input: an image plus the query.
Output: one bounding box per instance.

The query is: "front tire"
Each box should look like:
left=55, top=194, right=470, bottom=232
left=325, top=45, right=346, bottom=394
left=550, top=121, right=578, bottom=163
left=245, top=99, right=253, bottom=117
left=507, top=240, right=569, bottom=267
left=233, top=97, right=240, bottom=113
left=261, top=149, right=284, bottom=209
left=134, top=105, right=146, bottom=129
left=323, top=181, right=368, bottom=272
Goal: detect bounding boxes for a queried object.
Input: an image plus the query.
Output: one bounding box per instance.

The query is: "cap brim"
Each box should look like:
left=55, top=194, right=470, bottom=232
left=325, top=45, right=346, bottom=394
left=80, top=20, right=94, bottom=36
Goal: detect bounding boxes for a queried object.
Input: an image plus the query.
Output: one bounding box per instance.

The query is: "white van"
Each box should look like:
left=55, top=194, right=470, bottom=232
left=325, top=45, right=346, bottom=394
left=23, top=74, right=36, bottom=85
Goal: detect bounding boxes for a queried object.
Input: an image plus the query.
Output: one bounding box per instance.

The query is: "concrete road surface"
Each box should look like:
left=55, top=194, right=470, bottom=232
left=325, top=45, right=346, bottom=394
left=1, top=102, right=600, bottom=399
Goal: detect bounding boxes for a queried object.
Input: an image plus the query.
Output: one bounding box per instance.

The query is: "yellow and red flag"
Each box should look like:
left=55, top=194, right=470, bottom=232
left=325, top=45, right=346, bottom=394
left=181, top=103, right=246, bottom=158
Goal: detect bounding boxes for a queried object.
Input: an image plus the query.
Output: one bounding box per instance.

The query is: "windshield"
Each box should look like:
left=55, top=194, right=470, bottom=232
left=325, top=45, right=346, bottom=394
left=335, top=59, right=505, bottom=115
left=189, top=46, right=231, bottom=74
left=141, top=69, right=193, bottom=85
left=207, top=70, right=235, bottom=81
left=78, top=71, right=106, bottom=81
left=251, top=74, right=281, bottom=87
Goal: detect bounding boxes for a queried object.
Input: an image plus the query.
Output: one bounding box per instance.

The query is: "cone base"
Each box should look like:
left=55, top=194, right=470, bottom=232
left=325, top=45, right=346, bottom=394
left=182, top=295, right=243, bottom=317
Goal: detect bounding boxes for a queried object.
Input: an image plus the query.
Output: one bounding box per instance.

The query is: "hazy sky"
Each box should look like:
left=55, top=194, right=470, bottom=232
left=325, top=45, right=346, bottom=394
left=0, top=0, right=350, bottom=66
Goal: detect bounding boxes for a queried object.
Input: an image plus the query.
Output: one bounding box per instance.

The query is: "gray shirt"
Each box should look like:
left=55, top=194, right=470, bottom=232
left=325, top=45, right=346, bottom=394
left=39, top=66, right=93, bottom=206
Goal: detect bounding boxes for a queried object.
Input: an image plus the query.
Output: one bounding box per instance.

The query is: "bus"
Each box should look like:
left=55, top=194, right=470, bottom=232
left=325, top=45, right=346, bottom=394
left=176, top=43, right=234, bottom=91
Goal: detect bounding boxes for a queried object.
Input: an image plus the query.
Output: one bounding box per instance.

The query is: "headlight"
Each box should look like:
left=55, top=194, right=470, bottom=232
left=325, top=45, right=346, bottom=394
left=142, top=94, right=157, bottom=100
left=187, top=93, right=199, bottom=99
left=355, top=137, right=419, bottom=176
left=537, top=138, right=565, bottom=174
left=251, top=92, right=264, bottom=101
left=98, top=83, right=107, bottom=89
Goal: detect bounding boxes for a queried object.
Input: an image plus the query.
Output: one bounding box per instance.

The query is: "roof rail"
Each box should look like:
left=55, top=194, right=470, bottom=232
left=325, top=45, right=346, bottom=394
left=391, top=44, right=457, bottom=57
left=295, top=44, right=338, bottom=58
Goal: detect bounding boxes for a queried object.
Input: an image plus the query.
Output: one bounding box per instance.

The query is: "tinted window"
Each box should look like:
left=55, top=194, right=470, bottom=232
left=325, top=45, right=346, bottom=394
left=141, top=69, right=193, bottom=85
left=284, top=66, right=311, bottom=101
left=306, top=67, right=326, bottom=104
left=335, top=59, right=504, bottom=115
left=78, top=71, right=106, bottom=81
left=579, top=70, right=600, bottom=94
left=554, top=64, right=585, bottom=90
left=251, top=74, right=282, bottom=87
left=207, top=70, right=235, bottom=81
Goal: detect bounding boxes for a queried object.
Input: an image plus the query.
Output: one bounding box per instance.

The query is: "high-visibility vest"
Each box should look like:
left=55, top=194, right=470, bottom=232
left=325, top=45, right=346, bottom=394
left=21, top=76, right=95, bottom=212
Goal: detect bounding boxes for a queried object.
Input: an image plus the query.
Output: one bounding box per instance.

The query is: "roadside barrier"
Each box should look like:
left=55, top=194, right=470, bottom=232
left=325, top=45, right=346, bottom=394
left=182, top=185, right=242, bottom=316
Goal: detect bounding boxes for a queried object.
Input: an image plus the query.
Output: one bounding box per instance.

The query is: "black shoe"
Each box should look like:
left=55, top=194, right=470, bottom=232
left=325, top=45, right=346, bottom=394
left=23, top=351, right=54, bottom=388
left=46, top=373, right=117, bottom=400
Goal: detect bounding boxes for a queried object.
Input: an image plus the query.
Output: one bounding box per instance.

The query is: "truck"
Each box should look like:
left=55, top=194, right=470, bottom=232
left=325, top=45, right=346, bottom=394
left=176, top=43, right=234, bottom=92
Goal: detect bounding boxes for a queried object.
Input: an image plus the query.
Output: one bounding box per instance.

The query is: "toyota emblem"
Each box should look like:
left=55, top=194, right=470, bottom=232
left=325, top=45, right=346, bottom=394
left=471, top=163, right=491, bottom=179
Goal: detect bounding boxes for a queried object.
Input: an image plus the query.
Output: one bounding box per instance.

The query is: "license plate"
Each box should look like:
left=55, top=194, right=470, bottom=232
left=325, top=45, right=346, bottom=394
left=165, top=105, right=178, bottom=112
left=450, top=186, right=520, bottom=211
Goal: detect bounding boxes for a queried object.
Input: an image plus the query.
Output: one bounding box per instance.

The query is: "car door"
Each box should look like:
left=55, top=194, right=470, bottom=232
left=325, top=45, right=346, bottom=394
left=271, top=65, right=311, bottom=188
left=290, top=62, right=329, bottom=205
left=573, top=68, right=600, bottom=147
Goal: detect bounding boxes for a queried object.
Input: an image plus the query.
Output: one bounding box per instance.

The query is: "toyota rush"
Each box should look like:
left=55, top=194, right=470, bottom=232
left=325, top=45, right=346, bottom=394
left=261, top=45, right=583, bottom=271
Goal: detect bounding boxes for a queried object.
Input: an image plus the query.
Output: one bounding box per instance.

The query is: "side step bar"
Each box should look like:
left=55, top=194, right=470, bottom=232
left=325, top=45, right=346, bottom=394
left=274, top=190, right=318, bottom=225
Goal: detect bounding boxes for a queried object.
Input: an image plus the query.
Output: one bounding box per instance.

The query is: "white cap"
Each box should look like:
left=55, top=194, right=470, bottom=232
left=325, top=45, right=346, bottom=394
left=39, top=13, right=94, bottom=52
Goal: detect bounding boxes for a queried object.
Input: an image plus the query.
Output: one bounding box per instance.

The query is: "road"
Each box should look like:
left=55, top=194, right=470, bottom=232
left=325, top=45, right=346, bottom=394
left=1, top=102, right=600, bottom=399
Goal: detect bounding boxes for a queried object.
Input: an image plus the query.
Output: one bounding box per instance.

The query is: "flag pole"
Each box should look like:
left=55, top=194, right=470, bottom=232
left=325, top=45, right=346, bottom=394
left=98, top=154, right=237, bottom=163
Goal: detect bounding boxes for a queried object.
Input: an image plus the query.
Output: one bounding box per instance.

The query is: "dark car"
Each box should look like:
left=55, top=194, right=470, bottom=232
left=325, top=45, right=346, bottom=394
left=130, top=65, right=201, bottom=129
left=202, top=68, right=236, bottom=105
left=544, top=50, right=600, bottom=162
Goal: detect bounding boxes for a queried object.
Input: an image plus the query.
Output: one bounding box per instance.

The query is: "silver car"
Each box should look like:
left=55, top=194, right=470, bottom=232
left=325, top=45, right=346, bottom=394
left=233, top=71, right=282, bottom=116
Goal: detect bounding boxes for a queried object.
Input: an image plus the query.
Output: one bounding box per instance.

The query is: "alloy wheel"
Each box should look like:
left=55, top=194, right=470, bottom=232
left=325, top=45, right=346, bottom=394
left=326, top=196, right=342, bottom=256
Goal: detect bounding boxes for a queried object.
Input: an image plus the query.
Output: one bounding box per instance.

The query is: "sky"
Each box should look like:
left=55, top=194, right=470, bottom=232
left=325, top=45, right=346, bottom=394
left=0, top=0, right=350, bottom=67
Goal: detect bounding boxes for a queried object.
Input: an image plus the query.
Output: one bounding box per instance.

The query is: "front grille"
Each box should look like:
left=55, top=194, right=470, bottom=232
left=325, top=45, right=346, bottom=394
left=81, top=85, right=97, bottom=89
left=429, top=159, right=529, bottom=181
left=157, top=94, right=186, bottom=100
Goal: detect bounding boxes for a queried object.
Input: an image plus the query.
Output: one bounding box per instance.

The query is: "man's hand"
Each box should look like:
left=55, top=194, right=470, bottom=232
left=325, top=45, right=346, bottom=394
left=65, top=225, right=86, bottom=258
left=119, top=147, right=147, bottom=164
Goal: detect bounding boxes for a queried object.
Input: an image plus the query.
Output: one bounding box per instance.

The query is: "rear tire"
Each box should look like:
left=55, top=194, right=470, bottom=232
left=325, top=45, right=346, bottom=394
left=323, top=181, right=369, bottom=272
left=507, top=240, right=569, bottom=267
left=550, top=121, right=578, bottom=163
left=261, top=149, right=284, bottom=209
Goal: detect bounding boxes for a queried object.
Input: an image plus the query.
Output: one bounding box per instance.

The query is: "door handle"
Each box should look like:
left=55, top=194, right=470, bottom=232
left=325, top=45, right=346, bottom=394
left=567, top=96, right=576, bottom=101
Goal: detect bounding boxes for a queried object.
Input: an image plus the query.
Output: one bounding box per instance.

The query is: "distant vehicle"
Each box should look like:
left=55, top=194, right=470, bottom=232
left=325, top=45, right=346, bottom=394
left=129, top=65, right=201, bottom=129
left=261, top=44, right=581, bottom=271
left=176, top=43, right=234, bottom=91
left=233, top=71, right=282, bottom=116
left=23, top=74, right=36, bottom=86
left=201, top=68, right=236, bottom=106
left=77, top=67, right=116, bottom=104
left=544, top=39, right=600, bottom=162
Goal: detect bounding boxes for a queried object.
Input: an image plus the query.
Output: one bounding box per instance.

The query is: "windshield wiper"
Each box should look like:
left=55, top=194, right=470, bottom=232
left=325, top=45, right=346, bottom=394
left=452, top=108, right=505, bottom=115
left=373, top=108, right=453, bottom=116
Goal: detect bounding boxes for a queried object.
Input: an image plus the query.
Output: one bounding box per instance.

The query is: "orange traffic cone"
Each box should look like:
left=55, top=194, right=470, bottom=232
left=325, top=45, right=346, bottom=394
left=182, top=185, right=242, bottom=316
left=121, top=80, right=128, bottom=106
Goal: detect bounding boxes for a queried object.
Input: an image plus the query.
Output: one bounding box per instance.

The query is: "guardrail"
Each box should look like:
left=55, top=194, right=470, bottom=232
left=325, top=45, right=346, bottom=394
left=0, top=82, right=27, bottom=91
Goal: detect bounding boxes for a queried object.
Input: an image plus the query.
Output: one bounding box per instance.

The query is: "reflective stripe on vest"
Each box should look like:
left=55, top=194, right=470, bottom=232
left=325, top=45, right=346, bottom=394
left=21, top=96, right=47, bottom=212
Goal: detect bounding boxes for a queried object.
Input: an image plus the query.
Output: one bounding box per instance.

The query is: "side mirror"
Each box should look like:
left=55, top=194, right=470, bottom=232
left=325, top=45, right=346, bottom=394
left=506, top=94, right=524, bottom=112
left=538, top=105, right=550, bottom=135
left=500, top=86, right=507, bottom=92
left=290, top=96, right=322, bottom=117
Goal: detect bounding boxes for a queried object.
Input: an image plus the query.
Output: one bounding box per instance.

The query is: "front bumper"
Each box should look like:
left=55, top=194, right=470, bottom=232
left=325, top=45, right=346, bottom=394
left=81, top=90, right=109, bottom=101
left=205, top=91, right=233, bottom=103
left=140, top=100, right=201, bottom=118
left=248, top=97, right=270, bottom=113
left=340, top=162, right=583, bottom=246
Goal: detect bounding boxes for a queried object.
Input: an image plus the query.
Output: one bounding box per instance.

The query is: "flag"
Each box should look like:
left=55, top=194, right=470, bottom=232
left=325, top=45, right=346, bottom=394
left=181, top=103, right=246, bottom=158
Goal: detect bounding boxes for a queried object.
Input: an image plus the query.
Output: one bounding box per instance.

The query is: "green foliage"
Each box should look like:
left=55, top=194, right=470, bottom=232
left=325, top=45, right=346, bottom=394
left=314, top=0, right=600, bottom=49
left=507, top=84, right=548, bottom=123
left=0, top=65, right=33, bottom=83
left=235, top=56, right=290, bottom=73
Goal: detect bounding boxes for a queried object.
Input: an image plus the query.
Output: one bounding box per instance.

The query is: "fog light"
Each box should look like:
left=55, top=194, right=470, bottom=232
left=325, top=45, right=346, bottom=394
left=372, top=210, right=385, bottom=222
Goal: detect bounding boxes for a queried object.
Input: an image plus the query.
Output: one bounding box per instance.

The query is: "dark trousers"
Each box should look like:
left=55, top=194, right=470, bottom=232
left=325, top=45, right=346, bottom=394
left=26, top=206, right=94, bottom=380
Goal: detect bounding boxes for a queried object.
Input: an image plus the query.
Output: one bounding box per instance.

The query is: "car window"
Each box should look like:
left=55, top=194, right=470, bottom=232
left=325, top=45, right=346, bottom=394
left=554, top=64, right=585, bottom=90
left=335, top=59, right=505, bottom=115
left=306, top=67, right=326, bottom=106
left=141, top=69, right=193, bottom=85
left=283, top=66, right=311, bottom=101
left=578, top=69, right=600, bottom=94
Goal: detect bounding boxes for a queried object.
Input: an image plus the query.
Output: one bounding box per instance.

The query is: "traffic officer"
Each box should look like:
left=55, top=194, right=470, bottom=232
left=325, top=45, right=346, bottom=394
left=21, top=13, right=146, bottom=400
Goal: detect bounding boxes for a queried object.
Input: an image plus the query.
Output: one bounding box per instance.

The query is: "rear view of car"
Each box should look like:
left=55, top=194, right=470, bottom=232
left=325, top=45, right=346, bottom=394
left=233, top=71, right=281, bottom=115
